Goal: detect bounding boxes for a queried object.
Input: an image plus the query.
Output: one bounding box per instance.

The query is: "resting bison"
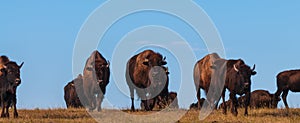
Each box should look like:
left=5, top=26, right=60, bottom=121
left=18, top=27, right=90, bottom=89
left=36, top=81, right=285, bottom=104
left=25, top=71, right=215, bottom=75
left=0, top=61, right=23, bottom=118
left=141, top=91, right=179, bottom=110
left=126, top=50, right=168, bottom=111
left=64, top=74, right=84, bottom=108
left=274, top=69, right=300, bottom=109
left=82, top=50, right=110, bottom=111
left=214, top=58, right=256, bottom=116
left=219, top=90, right=279, bottom=109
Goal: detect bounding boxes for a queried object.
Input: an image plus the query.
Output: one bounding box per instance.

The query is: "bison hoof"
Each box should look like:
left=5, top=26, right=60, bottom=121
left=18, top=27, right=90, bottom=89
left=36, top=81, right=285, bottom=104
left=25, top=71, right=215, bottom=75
left=231, top=111, right=238, bottom=116
left=14, top=112, right=18, bottom=118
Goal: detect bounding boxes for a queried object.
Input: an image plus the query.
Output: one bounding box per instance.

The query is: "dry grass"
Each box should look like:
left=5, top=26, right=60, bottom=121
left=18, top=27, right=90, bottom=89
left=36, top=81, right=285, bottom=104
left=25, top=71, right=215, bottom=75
left=0, top=108, right=299, bottom=123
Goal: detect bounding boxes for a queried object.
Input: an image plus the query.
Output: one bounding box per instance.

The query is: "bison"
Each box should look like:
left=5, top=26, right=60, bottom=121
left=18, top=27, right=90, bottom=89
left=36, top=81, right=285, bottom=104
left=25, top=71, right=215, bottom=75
left=64, top=74, right=84, bottom=108
left=214, top=58, right=256, bottom=116
left=194, top=53, right=256, bottom=116
left=219, top=90, right=280, bottom=109
left=274, top=69, right=300, bottom=109
left=193, top=53, right=220, bottom=109
left=126, top=50, right=168, bottom=111
left=82, top=50, right=110, bottom=111
left=0, top=61, right=23, bottom=118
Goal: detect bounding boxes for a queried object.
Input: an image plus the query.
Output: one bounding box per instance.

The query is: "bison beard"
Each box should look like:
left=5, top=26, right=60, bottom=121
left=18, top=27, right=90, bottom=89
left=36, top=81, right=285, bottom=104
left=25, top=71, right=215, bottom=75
left=126, top=50, right=168, bottom=111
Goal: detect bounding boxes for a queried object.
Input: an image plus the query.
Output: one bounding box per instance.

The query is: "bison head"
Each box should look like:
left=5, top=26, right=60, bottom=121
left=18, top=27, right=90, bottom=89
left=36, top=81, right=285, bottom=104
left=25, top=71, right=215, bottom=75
left=2, top=62, right=23, bottom=94
left=270, top=94, right=281, bottom=108
left=233, top=63, right=256, bottom=92
left=95, top=60, right=110, bottom=86
left=142, top=54, right=167, bottom=67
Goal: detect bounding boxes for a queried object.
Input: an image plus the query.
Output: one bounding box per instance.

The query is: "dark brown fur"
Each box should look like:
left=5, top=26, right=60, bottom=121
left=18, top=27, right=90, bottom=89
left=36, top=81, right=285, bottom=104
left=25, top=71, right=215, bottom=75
left=0, top=61, right=23, bottom=118
left=64, top=74, right=84, bottom=108
left=126, top=50, right=167, bottom=111
left=219, top=90, right=279, bottom=109
left=82, top=50, right=110, bottom=111
left=215, top=58, right=256, bottom=116
left=274, top=70, right=300, bottom=108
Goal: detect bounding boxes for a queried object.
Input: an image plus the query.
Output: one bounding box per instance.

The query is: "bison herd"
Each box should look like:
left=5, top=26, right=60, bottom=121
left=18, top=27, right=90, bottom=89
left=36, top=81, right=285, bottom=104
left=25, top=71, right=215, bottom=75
left=2, top=49, right=300, bottom=118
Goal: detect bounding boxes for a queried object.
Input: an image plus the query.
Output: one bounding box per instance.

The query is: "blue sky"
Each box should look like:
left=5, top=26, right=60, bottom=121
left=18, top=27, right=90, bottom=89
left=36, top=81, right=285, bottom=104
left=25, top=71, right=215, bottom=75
left=1, top=1, right=300, bottom=109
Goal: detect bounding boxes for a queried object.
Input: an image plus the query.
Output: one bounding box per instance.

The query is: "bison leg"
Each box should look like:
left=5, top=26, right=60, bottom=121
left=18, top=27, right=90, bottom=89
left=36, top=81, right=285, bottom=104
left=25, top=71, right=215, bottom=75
left=1, top=101, right=5, bottom=118
left=244, top=91, right=251, bottom=116
left=5, top=103, right=9, bottom=118
left=282, top=89, right=289, bottom=109
left=96, top=93, right=104, bottom=112
left=230, top=92, right=238, bottom=116
left=12, top=95, right=18, bottom=118
left=221, top=89, right=227, bottom=115
left=129, top=87, right=135, bottom=112
left=197, top=88, right=201, bottom=109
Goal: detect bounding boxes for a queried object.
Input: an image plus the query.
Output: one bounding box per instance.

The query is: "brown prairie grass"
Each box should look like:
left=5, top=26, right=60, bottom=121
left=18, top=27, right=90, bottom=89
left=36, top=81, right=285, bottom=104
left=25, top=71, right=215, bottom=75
left=0, top=108, right=299, bottom=123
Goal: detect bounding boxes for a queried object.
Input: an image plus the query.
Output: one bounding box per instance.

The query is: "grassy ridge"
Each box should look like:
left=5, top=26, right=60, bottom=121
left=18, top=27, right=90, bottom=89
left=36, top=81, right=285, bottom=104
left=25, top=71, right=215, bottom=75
left=0, top=108, right=299, bottom=123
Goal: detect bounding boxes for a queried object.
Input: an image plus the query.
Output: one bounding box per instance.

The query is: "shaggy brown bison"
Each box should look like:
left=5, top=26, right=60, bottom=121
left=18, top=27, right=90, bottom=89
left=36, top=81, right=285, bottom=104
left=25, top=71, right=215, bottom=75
left=274, top=69, right=300, bottom=109
left=215, top=58, right=256, bottom=116
left=193, top=53, right=220, bottom=109
left=64, top=74, right=84, bottom=108
left=194, top=53, right=256, bottom=116
left=219, top=90, right=280, bottom=109
left=82, top=51, right=110, bottom=111
left=0, top=61, right=23, bottom=118
left=126, top=50, right=168, bottom=111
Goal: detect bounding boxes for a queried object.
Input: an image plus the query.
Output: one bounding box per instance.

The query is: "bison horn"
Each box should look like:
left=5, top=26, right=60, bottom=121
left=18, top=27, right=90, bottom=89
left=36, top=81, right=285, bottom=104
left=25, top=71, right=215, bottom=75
left=252, top=64, right=256, bottom=71
left=3, top=65, right=7, bottom=69
left=163, top=56, right=166, bottom=61
left=19, top=62, right=24, bottom=68
left=233, top=64, right=239, bottom=72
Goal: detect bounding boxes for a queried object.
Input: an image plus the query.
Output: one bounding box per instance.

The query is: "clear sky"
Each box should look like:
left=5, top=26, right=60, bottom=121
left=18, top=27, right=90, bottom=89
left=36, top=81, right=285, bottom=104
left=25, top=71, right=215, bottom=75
left=1, top=1, right=300, bottom=109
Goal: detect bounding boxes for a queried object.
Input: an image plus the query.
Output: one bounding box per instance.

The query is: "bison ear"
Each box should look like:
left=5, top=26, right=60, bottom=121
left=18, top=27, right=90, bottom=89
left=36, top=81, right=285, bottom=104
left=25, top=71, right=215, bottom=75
left=161, top=61, right=167, bottom=65
left=251, top=71, right=257, bottom=75
left=19, top=62, right=24, bottom=69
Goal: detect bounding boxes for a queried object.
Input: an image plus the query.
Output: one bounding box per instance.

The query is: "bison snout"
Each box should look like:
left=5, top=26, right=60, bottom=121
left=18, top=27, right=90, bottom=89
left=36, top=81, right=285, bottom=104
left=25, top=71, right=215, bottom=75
left=244, top=82, right=250, bottom=88
left=15, top=78, right=21, bottom=85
